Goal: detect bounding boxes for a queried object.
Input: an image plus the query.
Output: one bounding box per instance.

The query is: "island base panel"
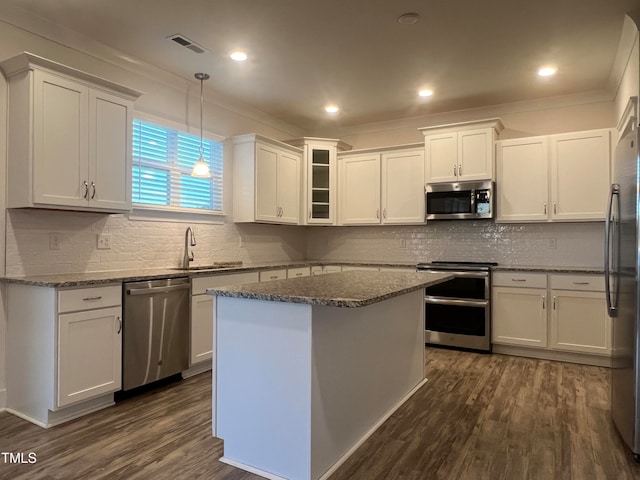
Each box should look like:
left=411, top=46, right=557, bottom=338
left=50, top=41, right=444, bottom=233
left=216, top=290, right=425, bottom=480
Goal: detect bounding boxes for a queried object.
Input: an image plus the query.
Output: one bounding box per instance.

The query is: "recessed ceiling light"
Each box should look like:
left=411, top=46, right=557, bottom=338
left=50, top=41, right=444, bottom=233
left=418, top=89, right=434, bottom=97
left=398, top=13, right=420, bottom=25
left=538, top=66, right=557, bottom=77
left=325, top=105, right=339, bottom=114
left=230, top=50, right=248, bottom=62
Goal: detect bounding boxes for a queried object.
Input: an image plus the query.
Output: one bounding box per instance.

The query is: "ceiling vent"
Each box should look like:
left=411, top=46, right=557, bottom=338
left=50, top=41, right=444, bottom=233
left=167, top=34, right=208, bottom=54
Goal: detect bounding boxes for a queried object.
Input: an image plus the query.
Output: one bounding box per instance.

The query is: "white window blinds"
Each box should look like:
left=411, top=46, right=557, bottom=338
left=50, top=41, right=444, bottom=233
left=132, top=119, right=223, bottom=213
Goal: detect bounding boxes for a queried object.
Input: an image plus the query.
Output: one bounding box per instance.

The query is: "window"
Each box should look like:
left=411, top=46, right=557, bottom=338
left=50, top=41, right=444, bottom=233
left=132, top=119, right=223, bottom=213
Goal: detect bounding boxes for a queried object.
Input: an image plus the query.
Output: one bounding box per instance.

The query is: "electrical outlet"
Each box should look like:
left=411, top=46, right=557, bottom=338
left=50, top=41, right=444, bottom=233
left=97, top=233, right=112, bottom=250
left=239, top=235, right=245, bottom=247
left=548, top=238, right=557, bottom=249
left=400, top=238, right=407, bottom=248
left=49, top=233, right=61, bottom=250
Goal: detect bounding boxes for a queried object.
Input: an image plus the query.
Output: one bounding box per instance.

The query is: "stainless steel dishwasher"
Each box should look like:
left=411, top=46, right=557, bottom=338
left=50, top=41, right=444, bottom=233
left=122, top=277, right=190, bottom=391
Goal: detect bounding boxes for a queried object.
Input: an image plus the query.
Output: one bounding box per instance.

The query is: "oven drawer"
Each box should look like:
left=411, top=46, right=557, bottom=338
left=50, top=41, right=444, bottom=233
left=492, top=272, right=547, bottom=289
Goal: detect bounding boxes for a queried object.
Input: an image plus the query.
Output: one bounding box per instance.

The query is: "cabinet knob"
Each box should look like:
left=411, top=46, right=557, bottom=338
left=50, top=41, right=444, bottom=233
left=309, top=209, right=312, bottom=219
left=553, top=202, right=557, bottom=215
left=91, top=182, right=96, bottom=200
left=453, top=165, right=457, bottom=176
left=116, top=316, right=122, bottom=334
left=383, top=208, right=387, bottom=219
left=553, top=296, right=556, bottom=310
left=458, top=165, right=462, bottom=176
left=376, top=209, right=380, bottom=219
left=83, top=181, right=89, bottom=199
left=542, top=296, right=546, bottom=310
left=544, top=202, right=547, bottom=215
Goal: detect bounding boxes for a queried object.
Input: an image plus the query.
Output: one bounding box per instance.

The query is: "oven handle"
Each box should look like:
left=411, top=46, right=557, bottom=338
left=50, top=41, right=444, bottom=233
left=419, top=269, right=489, bottom=279
left=424, top=296, right=489, bottom=308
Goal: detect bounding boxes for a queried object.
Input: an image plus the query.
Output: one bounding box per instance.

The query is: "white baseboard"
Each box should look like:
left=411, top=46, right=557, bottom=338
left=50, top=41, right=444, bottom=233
left=5, top=394, right=114, bottom=428
left=182, top=361, right=212, bottom=379
left=219, top=457, right=288, bottom=480
left=493, top=344, right=613, bottom=367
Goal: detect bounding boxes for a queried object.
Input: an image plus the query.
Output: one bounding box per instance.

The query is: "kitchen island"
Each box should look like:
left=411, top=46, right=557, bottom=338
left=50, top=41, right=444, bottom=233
left=207, top=270, right=452, bottom=480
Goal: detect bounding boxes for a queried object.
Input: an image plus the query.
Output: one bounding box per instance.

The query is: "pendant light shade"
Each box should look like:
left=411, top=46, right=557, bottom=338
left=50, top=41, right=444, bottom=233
left=192, top=72, right=211, bottom=178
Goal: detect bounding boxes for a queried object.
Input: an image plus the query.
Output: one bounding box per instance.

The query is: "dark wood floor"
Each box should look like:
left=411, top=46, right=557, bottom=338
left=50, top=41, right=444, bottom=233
left=1, top=348, right=639, bottom=479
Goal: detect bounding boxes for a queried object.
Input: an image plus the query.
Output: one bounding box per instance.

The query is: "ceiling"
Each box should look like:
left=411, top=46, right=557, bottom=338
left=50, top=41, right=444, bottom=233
left=5, top=0, right=640, bottom=131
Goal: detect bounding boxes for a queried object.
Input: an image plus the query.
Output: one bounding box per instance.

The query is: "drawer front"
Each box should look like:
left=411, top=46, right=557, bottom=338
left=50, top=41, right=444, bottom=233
left=58, top=285, right=122, bottom=313
left=259, top=269, right=287, bottom=282
left=287, top=267, right=311, bottom=278
left=550, top=274, right=604, bottom=292
left=492, top=272, right=547, bottom=289
left=192, top=272, right=260, bottom=295
left=323, top=265, right=342, bottom=274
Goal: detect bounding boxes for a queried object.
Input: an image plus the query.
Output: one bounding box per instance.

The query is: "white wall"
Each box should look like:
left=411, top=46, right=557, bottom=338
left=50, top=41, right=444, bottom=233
left=613, top=15, right=640, bottom=125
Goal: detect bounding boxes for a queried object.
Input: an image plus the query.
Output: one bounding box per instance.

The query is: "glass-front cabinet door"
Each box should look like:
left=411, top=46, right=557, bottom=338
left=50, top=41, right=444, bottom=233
left=310, top=146, right=331, bottom=222
left=284, top=137, right=346, bottom=225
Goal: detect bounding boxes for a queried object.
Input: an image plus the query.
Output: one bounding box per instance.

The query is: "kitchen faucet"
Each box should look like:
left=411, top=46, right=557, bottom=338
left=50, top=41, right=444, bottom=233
left=183, top=226, right=196, bottom=268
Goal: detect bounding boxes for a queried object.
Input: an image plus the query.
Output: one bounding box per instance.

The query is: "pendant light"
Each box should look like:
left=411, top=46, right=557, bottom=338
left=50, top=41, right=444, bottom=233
left=192, top=72, right=211, bottom=178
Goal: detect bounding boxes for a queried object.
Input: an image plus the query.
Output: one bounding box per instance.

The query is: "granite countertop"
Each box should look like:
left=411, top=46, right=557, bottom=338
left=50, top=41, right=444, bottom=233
left=1, top=259, right=603, bottom=288
left=1, top=261, right=303, bottom=287
left=206, top=270, right=453, bottom=308
left=0, top=260, right=417, bottom=288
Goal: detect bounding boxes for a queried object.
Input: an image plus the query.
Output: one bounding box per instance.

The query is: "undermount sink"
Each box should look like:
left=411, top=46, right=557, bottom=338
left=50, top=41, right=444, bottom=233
left=171, top=261, right=243, bottom=271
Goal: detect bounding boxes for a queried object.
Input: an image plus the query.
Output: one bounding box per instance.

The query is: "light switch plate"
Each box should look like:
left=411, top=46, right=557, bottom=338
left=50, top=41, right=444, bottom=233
left=49, top=233, right=61, bottom=250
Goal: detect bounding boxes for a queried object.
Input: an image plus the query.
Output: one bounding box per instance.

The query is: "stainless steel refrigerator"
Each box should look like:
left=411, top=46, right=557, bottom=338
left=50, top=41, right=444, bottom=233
left=606, top=101, right=640, bottom=460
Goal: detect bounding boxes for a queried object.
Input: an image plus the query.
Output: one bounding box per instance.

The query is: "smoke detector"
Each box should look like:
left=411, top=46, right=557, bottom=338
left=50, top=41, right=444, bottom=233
left=398, top=13, right=420, bottom=25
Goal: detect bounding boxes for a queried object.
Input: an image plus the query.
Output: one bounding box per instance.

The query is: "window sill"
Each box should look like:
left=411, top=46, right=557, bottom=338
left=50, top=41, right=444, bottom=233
left=129, top=206, right=226, bottom=225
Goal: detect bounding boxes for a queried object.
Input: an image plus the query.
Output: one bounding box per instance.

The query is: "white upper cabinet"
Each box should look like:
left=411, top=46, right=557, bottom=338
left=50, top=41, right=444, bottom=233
left=338, top=152, right=381, bottom=224
left=549, top=130, right=611, bottom=221
left=496, top=129, right=611, bottom=223
left=420, top=118, right=503, bottom=183
left=338, top=144, right=425, bottom=225
left=1, top=53, right=140, bottom=213
left=284, top=138, right=350, bottom=225
left=232, top=133, right=302, bottom=224
left=496, top=136, right=549, bottom=222
left=381, top=148, right=425, bottom=224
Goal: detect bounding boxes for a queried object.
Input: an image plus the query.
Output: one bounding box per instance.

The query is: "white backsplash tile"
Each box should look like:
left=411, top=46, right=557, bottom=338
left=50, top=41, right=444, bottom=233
left=306, top=221, right=604, bottom=268
left=5, top=210, right=307, bottom=276
left=5, top=210, right=605, bottom=276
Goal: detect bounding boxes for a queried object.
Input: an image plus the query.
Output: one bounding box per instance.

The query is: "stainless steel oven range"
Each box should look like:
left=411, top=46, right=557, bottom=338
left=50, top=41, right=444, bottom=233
left=416, top=261, right=497, bottom=352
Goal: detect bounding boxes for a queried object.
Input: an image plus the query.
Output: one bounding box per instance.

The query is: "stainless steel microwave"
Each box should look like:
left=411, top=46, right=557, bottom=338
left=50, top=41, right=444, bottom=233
left=425, top=180, right=494, bottom=220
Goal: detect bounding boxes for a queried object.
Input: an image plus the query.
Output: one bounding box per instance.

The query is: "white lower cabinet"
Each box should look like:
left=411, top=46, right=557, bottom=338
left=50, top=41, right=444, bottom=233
left=190, top=272, right=260, bottom=365
left=287, top=266, right=311, bottom=278
left=548, top=274, right=610, bottom=355
left=7, top=283, right=122, bottom=427
left=259, top=269, right=288, bottom=281
left=492, top=286, right=548, bottom=348
left=492, top=272, right=611, bottom=364
left=58, top=305, right=122, bottom=407
left=311, top=265, right=343, bottom=275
